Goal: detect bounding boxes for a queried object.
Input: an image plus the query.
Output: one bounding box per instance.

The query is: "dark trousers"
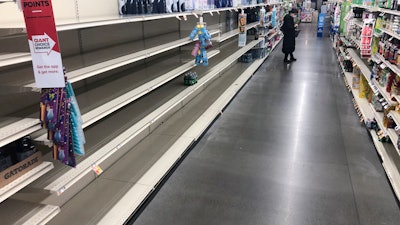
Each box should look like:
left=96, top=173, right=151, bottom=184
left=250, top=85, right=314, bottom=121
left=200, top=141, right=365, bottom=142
left=284, top=53, right=294, bottom=60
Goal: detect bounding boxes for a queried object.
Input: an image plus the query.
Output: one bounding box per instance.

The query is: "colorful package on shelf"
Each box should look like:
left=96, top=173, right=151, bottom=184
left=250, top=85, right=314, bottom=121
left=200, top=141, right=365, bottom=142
left=352, top=73, right=360, bottom=89
left=184, top=72, right=198, bottom=85
left=271, top=6, right=277, bottom=27
left=189, top=18, right=211, bottom=66
left=375, top=16, right=383, bottom=34
left=392, top=76, right=400, bottom=95
left=340, top=2, right=351, bottom=35
left=360, top=20, right=375, bottom=58
left=359, top=75, right=370, bottom=98
left=119, top=0, right=168, bottom=15
left=39, top=75, right=85, bottom=167
left=387, top=72, right=396, bottom=93
left=377, top=130, right=391, bottom=143
left=365, top=118, right=378, bottom=130
left=384, top=104, right=396, bottom=128
left=371, top=37, right=379, bottom=55
left=65, top=81, right=86, bottom=156
left=52, top=89, right=74, bottom=166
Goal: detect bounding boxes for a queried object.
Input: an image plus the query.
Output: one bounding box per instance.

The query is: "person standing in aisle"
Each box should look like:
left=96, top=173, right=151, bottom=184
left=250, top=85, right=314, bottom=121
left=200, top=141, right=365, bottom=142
left=281, top=8, right=298, bottom=63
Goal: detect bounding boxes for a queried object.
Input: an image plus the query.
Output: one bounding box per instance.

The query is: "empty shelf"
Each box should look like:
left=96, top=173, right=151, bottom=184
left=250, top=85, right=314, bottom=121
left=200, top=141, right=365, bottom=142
left=0, top=161, right=53, bottom=204
left=47, top=40, right=273, bottom=225
left=0, top=199, right=59, bottom=225
left=30, top=39, right=259, bottom=200
left=0, top=118, right=41, bottom=148
left=0, top=53, right=31, bottom=68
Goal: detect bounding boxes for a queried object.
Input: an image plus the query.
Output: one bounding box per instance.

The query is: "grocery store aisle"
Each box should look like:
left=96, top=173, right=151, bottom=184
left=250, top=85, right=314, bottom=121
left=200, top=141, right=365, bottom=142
left=130, top=23, right=400, bottom=225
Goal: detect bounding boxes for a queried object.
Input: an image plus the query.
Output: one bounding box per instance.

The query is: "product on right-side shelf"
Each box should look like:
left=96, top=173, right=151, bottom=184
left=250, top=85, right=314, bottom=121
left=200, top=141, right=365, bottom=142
left=352, top=66, right=361, bottom=89
left=359, top=74, right=371, bottom=98
left=184, top=71, right=198, bottom=86
left=360, top=19, right=375, bottom=58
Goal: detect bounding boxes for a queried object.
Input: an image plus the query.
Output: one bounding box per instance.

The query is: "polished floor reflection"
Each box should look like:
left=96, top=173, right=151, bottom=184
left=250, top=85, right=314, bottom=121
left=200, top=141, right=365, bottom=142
left=131, top=23, right=400, bottom=225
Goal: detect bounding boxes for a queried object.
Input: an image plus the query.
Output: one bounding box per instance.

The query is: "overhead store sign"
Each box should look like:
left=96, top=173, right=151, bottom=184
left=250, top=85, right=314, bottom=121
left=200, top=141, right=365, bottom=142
left=22, top=0, right=65, bottom=88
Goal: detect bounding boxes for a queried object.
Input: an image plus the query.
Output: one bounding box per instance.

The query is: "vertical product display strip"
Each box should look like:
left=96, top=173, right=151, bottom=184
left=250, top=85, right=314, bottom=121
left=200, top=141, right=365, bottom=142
left=238, top=12, right=247, bottom=47
left=21, top=0, right=65, bottom=88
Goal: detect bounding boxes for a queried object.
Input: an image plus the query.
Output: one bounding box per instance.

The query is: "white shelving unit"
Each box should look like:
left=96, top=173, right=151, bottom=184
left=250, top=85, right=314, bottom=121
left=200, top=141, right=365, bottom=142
left=0, top=118, right=41, bottom=148
left=215, top=21, right=259, bottom=43
left=88, top=37, right=283, bottom=225
left=2, top=31, right=221, bottom=155
left=0, top=1, right=286, bottom=223
left=374, top=53, right=400, bottom=76
left=35, top=49, right=220, bottom=142
left=0, top=53, right=31, bottom=68
left=354, top=19, right=363, bottom=28
left=0, top=199, right=60, bottom=225
left=347, top=48, right=370, bottom=79
left=25, top=29, right=220, bottom=88
left=0, top=3, right=282, bottom=31
left=41, top=39, right=262, bottom=195
left=349, top=36, right=361, bottom=49
left=373, top=53, right=400, bottom=102
left=380, top=27, right=400, bottom=41
left=340, top=46, right=400, bottom=202
left=370, top=79, right=397, bottom=106
left=351, top=4, right=400, bottom=16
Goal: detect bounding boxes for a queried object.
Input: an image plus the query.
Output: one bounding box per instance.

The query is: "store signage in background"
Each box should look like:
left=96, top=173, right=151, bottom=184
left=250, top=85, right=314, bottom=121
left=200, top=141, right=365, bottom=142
left=21, top=0, right=65, bottom=88
left=317, top=13, right=325, bottom=38
left=238, top=13, right=247, bottom=47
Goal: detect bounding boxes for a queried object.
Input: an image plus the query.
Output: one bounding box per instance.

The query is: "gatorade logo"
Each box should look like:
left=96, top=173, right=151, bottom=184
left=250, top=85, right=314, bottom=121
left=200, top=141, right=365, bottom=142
left=23, top=1, right=50, bottom=8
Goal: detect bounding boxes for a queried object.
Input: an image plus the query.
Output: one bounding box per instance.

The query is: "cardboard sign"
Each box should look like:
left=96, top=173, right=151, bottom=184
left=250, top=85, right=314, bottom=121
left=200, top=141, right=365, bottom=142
left=22, top=0, right=65, bottom=88
left=0, top=152, right=42, bottom=188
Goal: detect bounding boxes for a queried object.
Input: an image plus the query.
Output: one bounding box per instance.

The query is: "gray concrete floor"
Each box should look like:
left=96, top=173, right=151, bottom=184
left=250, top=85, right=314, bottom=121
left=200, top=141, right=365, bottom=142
left=131, top=23, right=400, bottom=225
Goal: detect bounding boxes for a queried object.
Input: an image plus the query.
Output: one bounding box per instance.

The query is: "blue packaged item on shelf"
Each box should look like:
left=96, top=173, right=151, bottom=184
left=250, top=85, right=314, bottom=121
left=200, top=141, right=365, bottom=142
left=240, top=52, right=253, bottom=63
left=184, top=72, right=198, bottom=85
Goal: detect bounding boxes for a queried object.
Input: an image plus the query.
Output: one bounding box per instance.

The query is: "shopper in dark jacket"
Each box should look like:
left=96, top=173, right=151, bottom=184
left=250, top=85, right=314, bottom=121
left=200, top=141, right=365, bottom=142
left=281, top=8, right=298, bottom=63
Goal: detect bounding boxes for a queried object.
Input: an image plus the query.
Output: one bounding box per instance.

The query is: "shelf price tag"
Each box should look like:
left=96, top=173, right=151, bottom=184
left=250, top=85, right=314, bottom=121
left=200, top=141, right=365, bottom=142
left=92, top=164, right=103, bottom=176
left=57, top=186, right=66, bottom=196
left=21, top=0, right=65, bottom=88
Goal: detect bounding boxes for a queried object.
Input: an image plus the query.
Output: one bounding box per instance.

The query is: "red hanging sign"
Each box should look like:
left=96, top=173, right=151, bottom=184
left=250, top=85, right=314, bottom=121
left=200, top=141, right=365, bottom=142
left=22, top=0, right=65, bottom=88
